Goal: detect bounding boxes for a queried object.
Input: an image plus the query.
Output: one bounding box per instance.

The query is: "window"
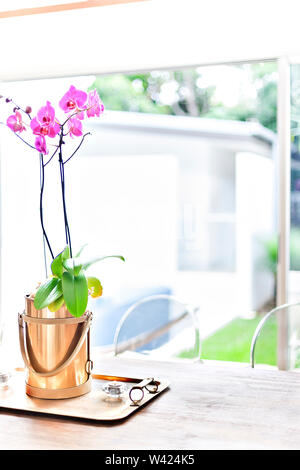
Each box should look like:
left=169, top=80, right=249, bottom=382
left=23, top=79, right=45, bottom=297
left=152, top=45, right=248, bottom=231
left=0, top=62, right=278, bottom=363
left=290, top=64, right=300, bottom=302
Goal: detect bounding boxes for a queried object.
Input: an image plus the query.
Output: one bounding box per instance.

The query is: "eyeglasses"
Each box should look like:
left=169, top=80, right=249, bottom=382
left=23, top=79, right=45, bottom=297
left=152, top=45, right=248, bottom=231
left=129, top=377, right=159, bottom=406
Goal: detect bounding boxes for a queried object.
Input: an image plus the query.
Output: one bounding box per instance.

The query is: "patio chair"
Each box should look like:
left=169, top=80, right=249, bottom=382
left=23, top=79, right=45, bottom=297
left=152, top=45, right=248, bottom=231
left=113, top=294, right=201, bottom=362
left=250, top=302, right=300, bottom=369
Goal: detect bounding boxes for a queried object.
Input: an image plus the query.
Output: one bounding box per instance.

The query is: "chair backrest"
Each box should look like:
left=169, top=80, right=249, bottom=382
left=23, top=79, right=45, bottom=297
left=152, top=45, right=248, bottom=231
left=113, top=294, right=201, bottom=361
left=250, top=302, right=300, bottom=369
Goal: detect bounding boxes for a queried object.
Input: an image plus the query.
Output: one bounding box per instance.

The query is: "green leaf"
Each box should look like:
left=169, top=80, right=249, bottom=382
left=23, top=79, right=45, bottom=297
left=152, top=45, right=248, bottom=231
left=62, top=257, right=83, bottom=276
left=62, top=271, right=88, bottom=317
left=81, top=255, right=125, bottom=271
left=62, top=245, right=70, bottom=260
left=48, top=296, right=64, bottom=313
left=87, top=276, right=103, bottom=298
left=34, top=278, right=63, bottom=310
left=75, top=244, right=88, bottom=258
left=63, top=254, right=125, bottom=274
left=51, top=246, right=70, bottom=278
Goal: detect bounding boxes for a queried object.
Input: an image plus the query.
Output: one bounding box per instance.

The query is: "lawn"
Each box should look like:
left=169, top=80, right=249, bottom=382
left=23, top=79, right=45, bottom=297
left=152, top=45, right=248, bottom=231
left=179, top=315, right=277, bottom=365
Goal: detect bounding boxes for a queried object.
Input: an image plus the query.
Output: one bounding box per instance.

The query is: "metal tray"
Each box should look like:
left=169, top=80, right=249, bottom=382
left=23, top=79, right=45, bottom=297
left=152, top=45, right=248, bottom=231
left=0, top=371, right=170, bottom=421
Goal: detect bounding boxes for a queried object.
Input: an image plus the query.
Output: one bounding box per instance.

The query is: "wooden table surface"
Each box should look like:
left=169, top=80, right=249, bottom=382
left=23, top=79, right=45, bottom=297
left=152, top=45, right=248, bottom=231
left=1, top=357, right=300, bottom=450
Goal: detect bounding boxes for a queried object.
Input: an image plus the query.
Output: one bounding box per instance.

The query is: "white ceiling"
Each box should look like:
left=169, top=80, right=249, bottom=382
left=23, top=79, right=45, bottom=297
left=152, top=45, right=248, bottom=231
left=1, top=0, right=300, bottom=81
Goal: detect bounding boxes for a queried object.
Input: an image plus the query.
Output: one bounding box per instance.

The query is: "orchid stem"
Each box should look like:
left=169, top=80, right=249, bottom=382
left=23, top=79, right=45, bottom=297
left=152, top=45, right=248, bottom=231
left=11, top=130, right=36, bottom=150
left=44, top=146, right=59, bottom=167
left=39, top=155, right=48, bottom=277
left=58, top=130, right=72, bottom=257
left=11, top=100, right=32, bottom=120
left=63, top=132, right=90, bottom=164
left=39, top=153, right=54, bottom=260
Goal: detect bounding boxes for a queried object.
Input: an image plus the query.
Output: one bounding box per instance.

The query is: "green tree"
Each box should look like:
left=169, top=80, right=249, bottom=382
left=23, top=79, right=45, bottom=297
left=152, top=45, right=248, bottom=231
left=252, top=62, right=277, bottom=131
left=90, top=62, right=277, bottom=132
left=89, top=74, right=169, bottom=114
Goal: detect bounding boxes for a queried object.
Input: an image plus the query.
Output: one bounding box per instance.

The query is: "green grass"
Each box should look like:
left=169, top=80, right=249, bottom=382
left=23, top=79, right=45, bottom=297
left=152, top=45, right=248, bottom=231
left=179, top=316, right=277, bottom=365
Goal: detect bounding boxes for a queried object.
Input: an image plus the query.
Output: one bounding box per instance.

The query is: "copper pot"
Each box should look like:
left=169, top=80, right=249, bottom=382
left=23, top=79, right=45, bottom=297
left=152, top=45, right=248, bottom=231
left=18, top=296, right=93, bottom=399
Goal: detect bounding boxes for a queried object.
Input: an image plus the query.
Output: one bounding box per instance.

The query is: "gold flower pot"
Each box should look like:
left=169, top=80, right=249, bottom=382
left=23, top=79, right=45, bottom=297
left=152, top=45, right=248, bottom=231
left=18, top=296, right=93, bottom=399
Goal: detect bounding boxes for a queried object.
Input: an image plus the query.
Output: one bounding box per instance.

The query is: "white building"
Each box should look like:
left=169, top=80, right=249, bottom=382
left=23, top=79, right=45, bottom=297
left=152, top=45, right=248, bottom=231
left=79, top=111, right=276, bottom=339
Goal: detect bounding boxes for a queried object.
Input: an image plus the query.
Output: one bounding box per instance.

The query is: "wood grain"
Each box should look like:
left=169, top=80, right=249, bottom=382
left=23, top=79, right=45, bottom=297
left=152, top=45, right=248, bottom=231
left=0, top=1, right=146, bottom=19
left=1, top=357, right=300, bottom=450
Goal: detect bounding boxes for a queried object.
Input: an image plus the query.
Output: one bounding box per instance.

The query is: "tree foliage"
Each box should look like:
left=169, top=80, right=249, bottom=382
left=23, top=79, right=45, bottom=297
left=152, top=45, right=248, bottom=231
left=90, top=62, right=277, bottom=132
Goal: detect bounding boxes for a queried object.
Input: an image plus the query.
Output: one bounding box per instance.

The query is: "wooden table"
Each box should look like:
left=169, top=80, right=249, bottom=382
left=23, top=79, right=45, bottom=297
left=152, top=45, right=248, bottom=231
left=1, top=357, right=300, bottom=450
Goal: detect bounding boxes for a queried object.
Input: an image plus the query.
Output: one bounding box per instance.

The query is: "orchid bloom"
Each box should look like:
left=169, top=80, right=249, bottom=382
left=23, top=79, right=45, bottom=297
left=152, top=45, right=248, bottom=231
left=30, top=101, right=60, bottom=138
left=6, top=111, right=26, bottom=133
left=86, top=90, right=104, bottom=118
left=35, top=135, right=48, bottom=155
left=68, top=117, right=82, bottom=138
left=59, top=86, right=87, bottom=116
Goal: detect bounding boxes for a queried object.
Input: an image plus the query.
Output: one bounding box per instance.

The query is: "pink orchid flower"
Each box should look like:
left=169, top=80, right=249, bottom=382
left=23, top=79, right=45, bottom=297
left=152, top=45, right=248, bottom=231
left=6, top=110, right=26, bottom=133
left=59, top=85, right=87, bottom=115
left=35, top=135, right=48, bottom=155
left=30, top=101, right=60, bottom=138
left=86, top=90, right=104, bottom=118
left=68, top=117, right=82, bottom=138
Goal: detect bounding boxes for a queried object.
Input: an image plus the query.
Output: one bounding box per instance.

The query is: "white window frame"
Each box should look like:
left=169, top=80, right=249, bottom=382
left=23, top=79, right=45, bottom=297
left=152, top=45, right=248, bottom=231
left=0, top=55, right=292, bottom=369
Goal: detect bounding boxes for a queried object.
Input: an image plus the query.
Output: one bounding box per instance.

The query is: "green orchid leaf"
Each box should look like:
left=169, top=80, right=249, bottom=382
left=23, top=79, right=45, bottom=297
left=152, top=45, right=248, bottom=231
left=34, top=278, right=63, bottom=310
left=87, top=276, right=103, bottom=298
left=48, top=296, right=64, bottom=313
left=62, top=245, right=70, bottom=260
left=62, top=257, right=83, bottom=276
left=81, top=255, right=125, bottom=271
left=75, top=244, right=88, bottom=258
left=62, top=271, right=88, bottom=317
left=51, top=246, right=70, bottom=278
left=63, top=254, right=124, bottom=275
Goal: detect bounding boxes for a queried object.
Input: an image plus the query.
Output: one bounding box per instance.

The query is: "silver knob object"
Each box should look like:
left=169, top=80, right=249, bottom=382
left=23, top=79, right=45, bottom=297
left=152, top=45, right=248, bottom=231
left=0, top=372, right=10, bottom=388
left=102, top=381, right=128, bottom=398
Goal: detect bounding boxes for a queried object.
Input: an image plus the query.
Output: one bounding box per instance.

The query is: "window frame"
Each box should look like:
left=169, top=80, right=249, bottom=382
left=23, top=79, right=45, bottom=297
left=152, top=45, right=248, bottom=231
left=0, top=55, right=292, bottom=369
left=0, top=0, right=146, bottom=19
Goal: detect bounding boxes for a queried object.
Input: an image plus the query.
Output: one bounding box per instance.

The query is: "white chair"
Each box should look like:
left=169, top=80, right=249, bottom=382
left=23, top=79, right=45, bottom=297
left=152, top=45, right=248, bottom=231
left=250, top=302, right=300, bottom=369
left=114, top=294, right=201, bottom=362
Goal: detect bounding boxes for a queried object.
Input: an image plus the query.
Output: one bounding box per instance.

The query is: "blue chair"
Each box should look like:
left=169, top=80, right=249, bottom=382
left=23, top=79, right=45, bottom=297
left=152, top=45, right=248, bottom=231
left=113, top=294, right=201, bottom=362
left=91, top=285, right=172, bottom=348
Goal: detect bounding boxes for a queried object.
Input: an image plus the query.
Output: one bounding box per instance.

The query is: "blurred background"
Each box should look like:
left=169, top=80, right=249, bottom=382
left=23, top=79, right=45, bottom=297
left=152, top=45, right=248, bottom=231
left=1, top=61, right=292, bottom=365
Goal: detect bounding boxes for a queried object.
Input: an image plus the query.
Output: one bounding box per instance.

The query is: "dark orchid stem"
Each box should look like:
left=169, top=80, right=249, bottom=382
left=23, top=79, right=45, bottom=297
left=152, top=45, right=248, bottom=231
left=0, top=122, right=35, bottom=150
left=11, top=100, right=32, bottom=120
left=44, top=146, right=59, bottom=167
left=63, top=132, right=90, bottom=165
left=42, top=233, right=48, bottom=278
left=1, top=95, right=32, bottom=120
left=58, top=128, right=91, bottom=256
left=12, top=132, right=36, bottom=150
left=61, top=108, right=87, bottom=127
left=40, top=155, right=48, bottom=277
left=39, top=153, right=54, bottom=260
left=58, top=130, right=72, bottom=257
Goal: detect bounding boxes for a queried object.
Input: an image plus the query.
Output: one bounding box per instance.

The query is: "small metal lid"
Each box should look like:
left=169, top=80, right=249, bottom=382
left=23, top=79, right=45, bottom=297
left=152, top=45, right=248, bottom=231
left=0, top=372, right=10, bottom=385
left=102, top=381, right=127, bottom=398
